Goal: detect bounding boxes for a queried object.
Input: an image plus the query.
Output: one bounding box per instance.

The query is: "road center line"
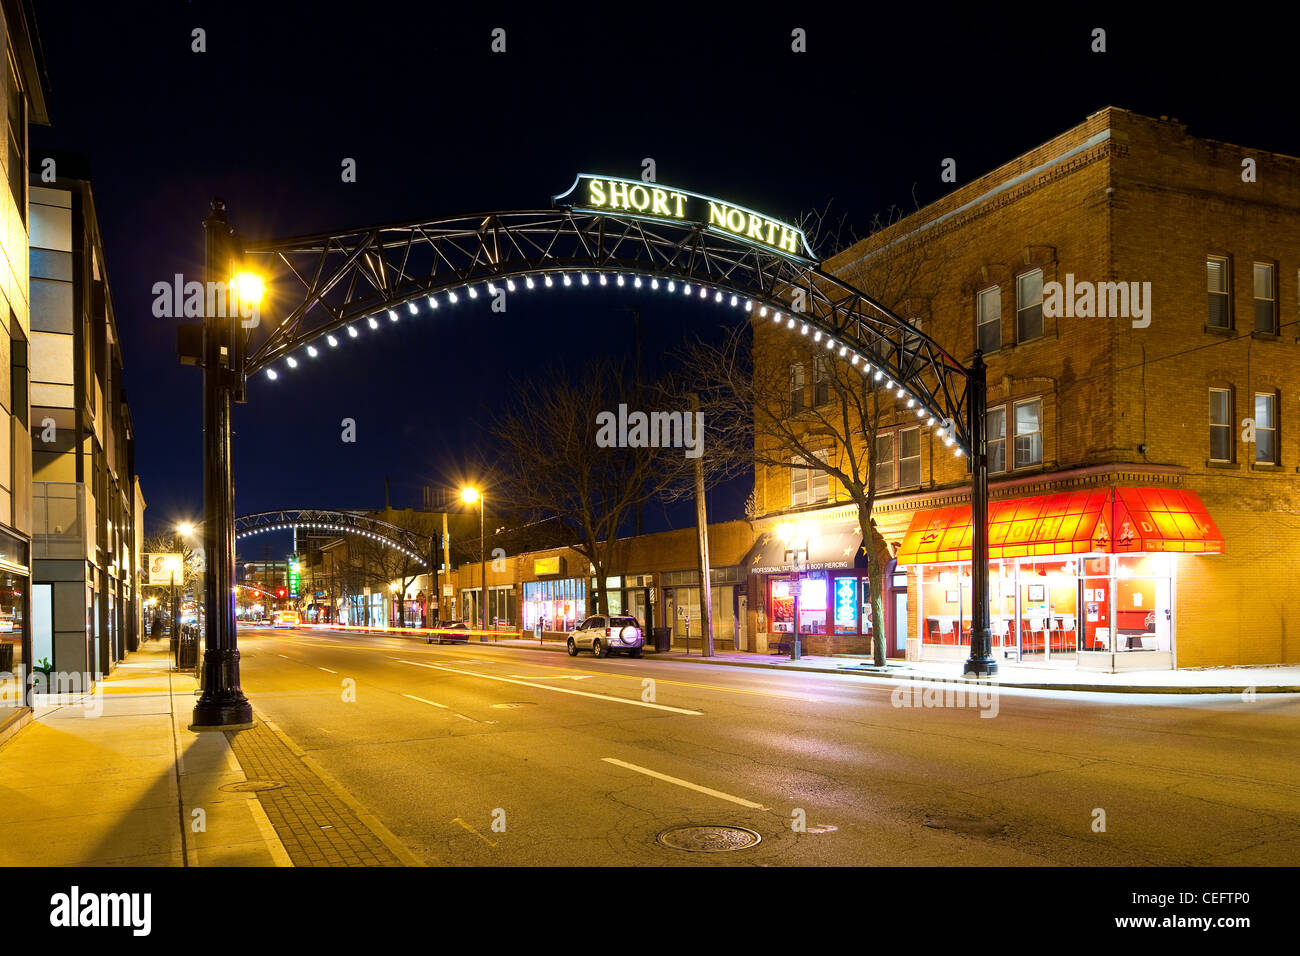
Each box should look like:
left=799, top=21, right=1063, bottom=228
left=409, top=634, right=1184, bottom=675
left=391, top=659, right=702, bottom=715
left=601, top=757, right=769, bottom=809
left=401, top=693, right=479, bottom=721
left=319, top=667, right=338, bottom=674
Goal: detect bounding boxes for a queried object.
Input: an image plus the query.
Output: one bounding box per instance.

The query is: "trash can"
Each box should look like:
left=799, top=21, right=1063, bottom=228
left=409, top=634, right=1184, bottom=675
left=652, top=626, right=671, bottom=653
left=177, top=627, right=200, bottom=670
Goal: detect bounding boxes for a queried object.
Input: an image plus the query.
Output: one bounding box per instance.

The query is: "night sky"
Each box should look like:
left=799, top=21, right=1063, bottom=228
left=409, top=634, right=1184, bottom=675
left=26, top=2, right=1300, bottom=551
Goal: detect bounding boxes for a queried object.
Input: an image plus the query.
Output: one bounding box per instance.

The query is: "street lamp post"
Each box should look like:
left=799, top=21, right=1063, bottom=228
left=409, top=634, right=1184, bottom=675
left=461, top=487, right=485, bottom=633
left=963, top=352, right=997, bottom=677
left=192, top=199, right=254, bottom=728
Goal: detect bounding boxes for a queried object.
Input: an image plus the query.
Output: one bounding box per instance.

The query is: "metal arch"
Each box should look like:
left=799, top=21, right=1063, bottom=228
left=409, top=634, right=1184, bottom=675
left=234, top=509, right=431, bottom=565
left=242, top=207, right=975, bottom=451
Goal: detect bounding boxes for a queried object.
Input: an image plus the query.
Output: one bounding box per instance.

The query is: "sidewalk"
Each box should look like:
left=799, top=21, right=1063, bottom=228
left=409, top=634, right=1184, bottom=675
left=0, top=638, right=420, bottom=866
left=354, top=628, right=1300, bottom=694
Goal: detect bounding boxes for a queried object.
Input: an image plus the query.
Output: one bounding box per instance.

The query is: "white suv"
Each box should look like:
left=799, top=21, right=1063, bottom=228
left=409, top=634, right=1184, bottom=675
left=568, top=615, right=644, bottom=658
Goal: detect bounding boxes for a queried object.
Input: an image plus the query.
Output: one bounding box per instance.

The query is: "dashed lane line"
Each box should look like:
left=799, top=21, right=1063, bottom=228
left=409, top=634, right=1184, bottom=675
left=601, top=757, right=770, bottom=810
left=391, top=658, right=703, bottom=715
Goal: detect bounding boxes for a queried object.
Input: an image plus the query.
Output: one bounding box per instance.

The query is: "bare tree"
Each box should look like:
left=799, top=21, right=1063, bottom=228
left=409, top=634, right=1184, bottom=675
left=490, top=356, right=697, bottom=616
left=681, top=209, right=952, bottom=665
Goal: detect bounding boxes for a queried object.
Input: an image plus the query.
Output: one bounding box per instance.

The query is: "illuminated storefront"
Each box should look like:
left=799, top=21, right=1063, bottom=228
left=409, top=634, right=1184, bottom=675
left=747, top=511, right=906, bottom=656
left=897, top=487, right=1221, bottom=671
left=521, top=577, right=587, bottom=632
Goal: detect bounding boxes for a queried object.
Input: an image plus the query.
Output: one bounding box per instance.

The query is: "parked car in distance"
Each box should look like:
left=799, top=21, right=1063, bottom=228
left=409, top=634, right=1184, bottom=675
left=428, top=620, right=470, bottom=644
left=568, top=615, right=644, bottom=658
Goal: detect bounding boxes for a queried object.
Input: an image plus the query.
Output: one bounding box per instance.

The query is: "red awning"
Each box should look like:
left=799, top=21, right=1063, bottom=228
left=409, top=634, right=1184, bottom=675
left=895, top=487, right=1223, bottom=564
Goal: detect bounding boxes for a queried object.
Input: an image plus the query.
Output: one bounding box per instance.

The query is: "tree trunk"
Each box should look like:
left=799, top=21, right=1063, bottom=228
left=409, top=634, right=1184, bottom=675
left=859, top=511, right=891, bottom=666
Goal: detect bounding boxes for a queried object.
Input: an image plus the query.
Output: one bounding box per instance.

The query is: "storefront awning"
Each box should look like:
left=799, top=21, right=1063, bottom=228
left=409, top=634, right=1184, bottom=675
left=896, top=487, right=1224, bottom=564
left=745, top=518, right=864, bottom=574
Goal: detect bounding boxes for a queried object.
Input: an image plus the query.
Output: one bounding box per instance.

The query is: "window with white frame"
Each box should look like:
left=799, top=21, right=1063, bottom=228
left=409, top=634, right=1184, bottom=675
left=1255, top=392, right=1277, bottom=464
left=987, top=406, right=1007, bottom=473
left=1013, top=398, right=1043, bottom=468
left=1016, top=269, right=1043, bottom=342
left=977, top=285, right=1001, bottom=353
left=1209, top=388, right=1232, bottom=462
left=1254, top=262, right=1276, bottom=333
left=874, top=433, right=896, bottom=491
left=898, top=427, right=921, bottom=487
left=790, top=451, right=830, bottom=505
left=790, top=363, right=806, bottom=415
left=1207, top=256, right=1230, bottom=328
left=813, top=355, right=830, bottom=406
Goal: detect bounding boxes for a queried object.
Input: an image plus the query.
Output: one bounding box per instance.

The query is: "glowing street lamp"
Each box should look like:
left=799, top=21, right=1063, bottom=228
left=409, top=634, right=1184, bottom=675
left=461, top=486, right=485, bottom=632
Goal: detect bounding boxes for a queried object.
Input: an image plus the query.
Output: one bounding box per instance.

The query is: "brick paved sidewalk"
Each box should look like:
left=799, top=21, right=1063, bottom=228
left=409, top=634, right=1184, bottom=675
left=226, top=720, right=420, bottom=866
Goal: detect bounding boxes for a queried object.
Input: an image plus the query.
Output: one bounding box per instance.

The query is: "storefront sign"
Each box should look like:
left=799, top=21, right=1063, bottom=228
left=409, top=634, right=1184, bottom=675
left=554, top=173, right=814, bottom=260
left=534, top=556, right=566, bottom=576
left=834, top=578, right=856, bottom=627
left=145, top=553, right=183, bottom=586
left=752, top=560, right=849, bottom=575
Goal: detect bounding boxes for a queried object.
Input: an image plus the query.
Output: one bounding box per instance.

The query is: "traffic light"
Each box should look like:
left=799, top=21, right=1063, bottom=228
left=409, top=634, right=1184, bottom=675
left=276, top=587, right=287, bottom=599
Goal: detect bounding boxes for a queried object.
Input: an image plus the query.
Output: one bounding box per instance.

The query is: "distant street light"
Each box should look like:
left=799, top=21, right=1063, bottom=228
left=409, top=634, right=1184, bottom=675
left=461, top=486, right=485, bottom=632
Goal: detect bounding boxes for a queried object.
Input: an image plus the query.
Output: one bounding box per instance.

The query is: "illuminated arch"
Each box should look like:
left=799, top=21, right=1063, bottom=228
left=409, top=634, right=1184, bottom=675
left=241, top=177, right=974, bottom=454
left=234, top=509, right=431, bottom=566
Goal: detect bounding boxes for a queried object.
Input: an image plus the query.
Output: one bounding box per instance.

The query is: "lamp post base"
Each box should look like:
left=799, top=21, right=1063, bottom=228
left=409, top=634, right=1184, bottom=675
left=963, top=656, right=999, bottom=677
left=191, top=649, right=253, bottom=728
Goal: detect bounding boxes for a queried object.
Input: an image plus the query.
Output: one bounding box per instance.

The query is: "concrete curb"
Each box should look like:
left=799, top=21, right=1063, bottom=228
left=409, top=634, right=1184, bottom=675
left=255, top=712, right=429, bottom=866
left=0, top=707, right=31, bottom=751
left=318, top=629, right=1300, bottom=695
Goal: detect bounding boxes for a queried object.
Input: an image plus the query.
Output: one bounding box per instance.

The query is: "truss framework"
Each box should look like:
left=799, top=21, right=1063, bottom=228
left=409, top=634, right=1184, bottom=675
left=243, top=207, right=975, bottom=450
left=234, top=509, right=431, bottom=565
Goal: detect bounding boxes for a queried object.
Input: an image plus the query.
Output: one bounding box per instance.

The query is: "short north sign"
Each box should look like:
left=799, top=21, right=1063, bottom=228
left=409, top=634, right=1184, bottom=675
left=553, top=174, right=815, bottom=261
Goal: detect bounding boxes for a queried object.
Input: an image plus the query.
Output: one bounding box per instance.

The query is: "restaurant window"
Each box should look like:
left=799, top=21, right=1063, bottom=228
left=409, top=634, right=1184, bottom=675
left=1209, top=388, right=1232, bottom=462
left=977, top=285, right=1001, bottom=353
left=898, top=427, right=921, bottom=487
left=1207, top=256, right=1230, bottom=328
left=813, top=355, right=830, bottom=407
left=1013, top=398, right=1043, bottom=468
left=1254, top=262, right=1276, bottom=333
left=1016, top=269, right=1044, bottom=342
left=790, top=362, right=806, bottom=415
left=987, top=406, right=1007, bottom=473
left=874, top=432, right=895, bottom=491
left=1254, top=392, right=1277, bottom=464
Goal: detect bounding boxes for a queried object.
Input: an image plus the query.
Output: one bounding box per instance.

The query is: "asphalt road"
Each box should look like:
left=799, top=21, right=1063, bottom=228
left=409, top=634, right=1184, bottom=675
left=234, top=626, right=1300, bottom=866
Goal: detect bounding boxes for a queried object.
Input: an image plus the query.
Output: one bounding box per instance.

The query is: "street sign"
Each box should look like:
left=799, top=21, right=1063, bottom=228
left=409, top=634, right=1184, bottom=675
left=145, top=553, right=183, bottom=585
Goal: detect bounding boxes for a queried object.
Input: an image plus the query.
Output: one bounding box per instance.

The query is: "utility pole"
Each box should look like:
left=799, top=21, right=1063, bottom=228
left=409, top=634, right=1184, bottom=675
left=690, top=393, right=714, bottom=657
left=441, top=509, right=450, bottom=625
left=964, top=352, right=997, bottom=677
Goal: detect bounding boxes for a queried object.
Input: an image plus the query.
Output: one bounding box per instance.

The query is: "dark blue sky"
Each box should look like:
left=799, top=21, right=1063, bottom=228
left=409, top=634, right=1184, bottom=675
left=26, top=2, right=1299, bottom=542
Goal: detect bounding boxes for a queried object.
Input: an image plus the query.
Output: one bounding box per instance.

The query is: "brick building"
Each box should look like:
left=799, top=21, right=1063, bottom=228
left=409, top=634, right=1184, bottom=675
left=749, top=106, right=1299, bottom=670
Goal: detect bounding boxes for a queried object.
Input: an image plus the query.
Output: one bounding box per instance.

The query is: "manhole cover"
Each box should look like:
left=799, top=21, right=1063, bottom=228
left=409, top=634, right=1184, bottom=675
left=923, top=815, right=1005, bottom=836
left=220, top=779, right=286, bottom=793
left=656, top=825, right=762, bottom=853
left=490, top=702, right=535, bottom=709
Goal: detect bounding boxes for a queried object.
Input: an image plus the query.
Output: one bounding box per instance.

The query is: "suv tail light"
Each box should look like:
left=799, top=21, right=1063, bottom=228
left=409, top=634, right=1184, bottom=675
left=605, top=627, right=611, bottom=637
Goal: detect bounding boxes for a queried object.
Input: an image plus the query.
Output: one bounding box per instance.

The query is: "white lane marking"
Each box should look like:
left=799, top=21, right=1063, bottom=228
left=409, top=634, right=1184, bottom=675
left=507, top=674, right=592, bottom=681
left=601, top=758, right=769, bottom=810
left=391, top=659, right=702, bottom=715
left=318, top=666, right=338, bottom=674
left=401, top=693, right=479, bottom=722
left=277, top=654, right=291, bottom=659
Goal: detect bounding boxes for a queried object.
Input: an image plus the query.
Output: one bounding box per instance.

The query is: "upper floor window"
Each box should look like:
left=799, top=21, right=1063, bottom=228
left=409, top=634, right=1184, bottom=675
left=1209, top=388, right=1233, bottom=462
left=1255, top=392, right=1277, bottom=464
left=1016, top=269, right=1044, bottom=342
left=1013, top=398, right=1043, bottom=468
left=898, top=427, right=921, bottom=487
left=790, top=451, right=830, bottom=506
left=813, top=355, right=830, bottom=407
left=976, top=286, right=1001, bottom=353
left=790, top=363, right=806, bottom=415
left=1207, top=256, right=1230, bottom=329
left=6, top=48, right=24, bottom=223
left=1254, top=262, right=1276, bottom=333
left=987, top=406, right=1007, bottom=473
left=873, top=432, right=896, bottom=492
